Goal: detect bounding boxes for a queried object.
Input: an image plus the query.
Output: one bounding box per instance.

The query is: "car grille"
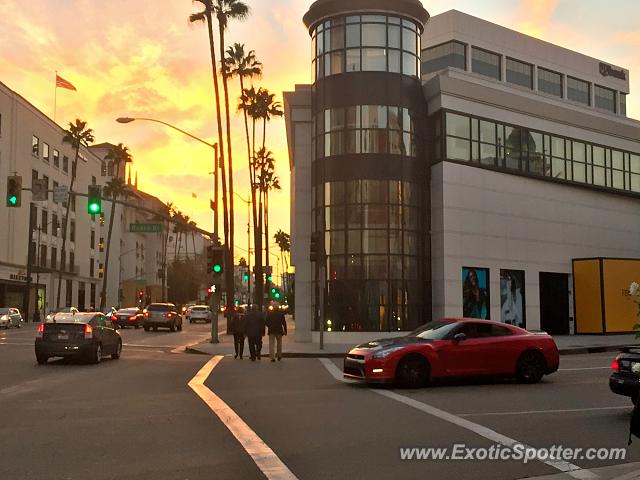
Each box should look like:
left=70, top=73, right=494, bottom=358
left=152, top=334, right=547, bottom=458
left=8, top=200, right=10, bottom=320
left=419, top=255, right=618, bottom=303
left=347, top=354, right=365, bottom=361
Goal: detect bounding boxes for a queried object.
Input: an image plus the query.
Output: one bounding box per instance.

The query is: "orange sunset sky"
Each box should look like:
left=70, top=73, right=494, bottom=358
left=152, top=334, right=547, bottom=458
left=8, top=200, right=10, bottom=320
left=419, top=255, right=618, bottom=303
left=1, top=0, right=639, bottom=268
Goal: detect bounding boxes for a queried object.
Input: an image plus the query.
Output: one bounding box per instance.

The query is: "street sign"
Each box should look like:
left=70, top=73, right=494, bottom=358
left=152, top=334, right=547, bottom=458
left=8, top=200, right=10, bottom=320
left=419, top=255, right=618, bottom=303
left=129, top=223, right=162, bottom=233
left=53, top=185, right=69, bottom=204
left=32, top=179, right=48, bottom=201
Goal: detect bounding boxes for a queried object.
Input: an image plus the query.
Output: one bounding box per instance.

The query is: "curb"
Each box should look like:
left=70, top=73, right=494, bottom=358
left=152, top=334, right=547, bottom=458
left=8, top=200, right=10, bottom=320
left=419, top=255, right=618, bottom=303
left=558, top=345, right=636, bottom=356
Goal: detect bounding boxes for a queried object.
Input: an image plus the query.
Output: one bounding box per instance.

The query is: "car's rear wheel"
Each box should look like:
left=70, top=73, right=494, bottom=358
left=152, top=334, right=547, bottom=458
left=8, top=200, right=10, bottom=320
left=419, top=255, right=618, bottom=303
left=92, top=343, right=102, bottom=364
left=153, top=326, right=158, bottom=332
left=169, top=322, right=176, bottom=332
left=396, top=354, right=430, bottom=389
left=143, top=325, right=149, bottom=332
left=112, top=341, right=122, bottom=360
left=516, top=350, right=546, bottom=384
left=134, top=324, right=139, bottom=330
left=36, top=353, right=48, bottom=365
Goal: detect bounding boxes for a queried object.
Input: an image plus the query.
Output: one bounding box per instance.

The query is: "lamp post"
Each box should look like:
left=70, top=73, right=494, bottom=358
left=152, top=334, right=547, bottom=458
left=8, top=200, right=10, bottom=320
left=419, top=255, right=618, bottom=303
left=115, top=117, right=220, bottom=240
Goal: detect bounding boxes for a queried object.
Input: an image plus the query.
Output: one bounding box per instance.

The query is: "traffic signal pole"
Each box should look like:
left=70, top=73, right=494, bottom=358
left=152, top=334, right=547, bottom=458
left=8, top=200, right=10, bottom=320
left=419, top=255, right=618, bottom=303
left=23, top=203, right=35, bottom=322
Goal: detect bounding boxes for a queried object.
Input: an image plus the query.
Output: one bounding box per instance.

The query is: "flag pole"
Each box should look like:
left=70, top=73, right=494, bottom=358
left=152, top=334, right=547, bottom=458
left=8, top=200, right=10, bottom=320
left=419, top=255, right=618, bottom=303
left=54, top=71, right=58, bottom=123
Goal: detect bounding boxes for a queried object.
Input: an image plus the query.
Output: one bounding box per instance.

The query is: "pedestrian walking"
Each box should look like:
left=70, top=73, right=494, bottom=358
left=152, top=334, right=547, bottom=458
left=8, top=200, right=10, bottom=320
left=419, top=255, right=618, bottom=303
left=231, top=307, right=246, bottom=359
left=245, top=306, right=265, bottom=361
left=266, top=304, right=287, bottom=362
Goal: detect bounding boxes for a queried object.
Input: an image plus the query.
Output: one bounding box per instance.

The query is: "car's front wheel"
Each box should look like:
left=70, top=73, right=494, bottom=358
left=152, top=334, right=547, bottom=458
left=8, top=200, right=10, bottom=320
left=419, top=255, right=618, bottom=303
left=36, top=353, right=48, bottom=365
left=396, top=354, right=430, bottom=389
left=92, top=343, right=102, bottom=364
left=143, top=325, right=150, bottom=332
left=516, top=350, right=546, bottom=384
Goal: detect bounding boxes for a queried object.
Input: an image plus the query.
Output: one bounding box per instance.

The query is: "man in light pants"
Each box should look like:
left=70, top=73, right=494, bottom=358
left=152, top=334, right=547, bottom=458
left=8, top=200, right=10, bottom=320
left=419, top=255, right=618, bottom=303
left=266, top=304, right=287, bottom=362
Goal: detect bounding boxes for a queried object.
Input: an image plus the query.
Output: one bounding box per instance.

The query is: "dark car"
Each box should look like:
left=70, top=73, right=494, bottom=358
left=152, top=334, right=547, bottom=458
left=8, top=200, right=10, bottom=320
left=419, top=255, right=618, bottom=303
left=112, top=307, right=143, bottom=329
left=35, top=312, right=122, bottom=365
left=143, top=303, right=183, bottom=332
left=344, top=318, right=560, bottom=388
left=610, top=347, right=640, bottom=404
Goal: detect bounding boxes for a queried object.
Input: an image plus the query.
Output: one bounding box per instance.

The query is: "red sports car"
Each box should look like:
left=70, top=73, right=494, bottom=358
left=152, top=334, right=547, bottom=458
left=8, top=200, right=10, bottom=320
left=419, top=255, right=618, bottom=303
left=343, top=318, right=559, bottom=388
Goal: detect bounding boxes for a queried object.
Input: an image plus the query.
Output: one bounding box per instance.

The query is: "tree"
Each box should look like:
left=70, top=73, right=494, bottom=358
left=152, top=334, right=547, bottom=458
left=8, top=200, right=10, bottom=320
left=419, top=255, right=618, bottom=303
left=99, top=143, right=132, bottom=309
left=274, top=229, right=290, bottom=275
left=190, top=0, right=231, bottom=299
left=262, top=168, right=280, bottom=279
left=213, top=0, right=250, bottom=310
left=238, top=257, right=247, bottom=268
left=56, top=119, right=94, bottom=310
left=256, top=88, right=283, bottom=151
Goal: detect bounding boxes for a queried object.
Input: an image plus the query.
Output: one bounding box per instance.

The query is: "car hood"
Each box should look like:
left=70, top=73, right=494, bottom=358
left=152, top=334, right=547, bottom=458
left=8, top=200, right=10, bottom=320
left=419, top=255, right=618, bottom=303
left=356, top=336, right=431, bottom=350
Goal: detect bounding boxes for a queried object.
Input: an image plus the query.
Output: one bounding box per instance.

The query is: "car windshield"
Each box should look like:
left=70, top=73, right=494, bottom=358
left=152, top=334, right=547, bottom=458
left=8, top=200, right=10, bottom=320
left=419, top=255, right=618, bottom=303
left=408, top=321, right=460, bottom=340
left=118, top=309, right=138, bottom=314
left=148, top=304, right=172, bottom=312
left=192, top=307, right=208, bottom=311
left=0, top=308, right=10, bottom=315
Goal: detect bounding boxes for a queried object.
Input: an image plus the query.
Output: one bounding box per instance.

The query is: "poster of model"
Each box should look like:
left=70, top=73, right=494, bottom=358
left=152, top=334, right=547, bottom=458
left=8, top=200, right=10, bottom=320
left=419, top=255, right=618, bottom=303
left=500, top=269, right=525, bottom=328
left=462, top=267, right=490, bottom=319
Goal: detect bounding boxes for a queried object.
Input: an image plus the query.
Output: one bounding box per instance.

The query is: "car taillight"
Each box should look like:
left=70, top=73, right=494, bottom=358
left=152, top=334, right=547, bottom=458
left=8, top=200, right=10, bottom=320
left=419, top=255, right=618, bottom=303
left=167, top=313, right=173, bottom=318
left=111, top=315, right=117, bottom=321
left=37, top=323, right=44, bottom=338
left=612, top=358, right=620, bottom=371
left=84, top=324, right=93, bottom=339
left=185, top=309, right=190, bottom=315
left=143, top=311, right=149, bottom=317
left=129, top=315, right=137, bottom=321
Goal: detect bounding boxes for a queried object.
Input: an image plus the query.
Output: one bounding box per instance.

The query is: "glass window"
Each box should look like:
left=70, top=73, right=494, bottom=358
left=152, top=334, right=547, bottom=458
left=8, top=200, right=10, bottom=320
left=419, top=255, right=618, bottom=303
left=538, top=68, right=562, bottom=97
left=621, top=93, right=627, bottom=116
left=363, top=231, right=388, bottom=254
left=32, top=135, right=39, bottom=156
left=362, top=48, right=386, bottom=71
left=63, top=156, right=69, bottom=173
left=447, top=137, right=470, bottom=161
left=446, top=113, right=470, bottom=138
left=595, top=85, right=616, bottom=113
left=567, top=76, right=590, bottom=105
left=362, top=180, right=388, bottom=204
left=388, top=50, right=401, bottom=73
left=346, top=49, right=360, bottom=72
left=363, top=205, right=388, bottom=228
left=506, top=58, right=532, bottom=89
left=402, top=27, right=417, bottom=54
left=423, top=41, right=466, bottom=74
left=471, top=47, right=500, bottom=80
left=53, top=150, right=60, bottom=168
left=402, top=52, right=417, bottom=76
left=388, top=25, right=401, bottom=49
left=346, top=23, right=360, bottom=48
left=362, top=23, right=386, bottom=47
left=329, top=24, right=345, bottom=51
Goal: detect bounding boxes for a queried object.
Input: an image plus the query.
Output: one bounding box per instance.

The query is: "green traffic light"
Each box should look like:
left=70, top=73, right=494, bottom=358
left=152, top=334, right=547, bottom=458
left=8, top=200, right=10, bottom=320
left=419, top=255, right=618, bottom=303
left=243, top=274, right=249, bottom=281
left=8, top=196, right=17, bottom=205
left=274, top=292, right=281, bottom=299
left=88, top=202, right=100, bottom=214
left=267, top=275, right=273, bottom=282
left=213, top=264, right=222, bottom=273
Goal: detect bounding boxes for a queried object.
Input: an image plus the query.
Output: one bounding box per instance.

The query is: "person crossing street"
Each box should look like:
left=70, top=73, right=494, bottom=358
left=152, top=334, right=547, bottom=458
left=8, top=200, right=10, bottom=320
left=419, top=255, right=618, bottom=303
left=266, top=304, right=287, bottom=362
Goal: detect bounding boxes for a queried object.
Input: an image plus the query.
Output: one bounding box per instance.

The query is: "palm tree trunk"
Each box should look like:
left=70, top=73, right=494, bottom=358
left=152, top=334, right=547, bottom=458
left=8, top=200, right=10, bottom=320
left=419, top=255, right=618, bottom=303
left=205, top=10, right=230, bottom=259
left=264, top=190, right=270, bottom=277
left=55, top=147, right=79, bottom=310
left=251, top=117, right=263, bottom=307
left=218, top=21, right=235, bottom=310
left=100, top=163, right=120, bottom=310
left=162, top=221, right=169, bottom=302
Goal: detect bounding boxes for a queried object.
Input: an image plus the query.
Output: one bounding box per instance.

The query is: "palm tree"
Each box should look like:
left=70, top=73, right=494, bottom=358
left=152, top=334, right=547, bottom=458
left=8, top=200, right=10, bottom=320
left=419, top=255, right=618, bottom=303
left=262, top=168, right=280, bottom=279
left=213, top=0, right=249, bottom=309
left=56, top=119, right=94, bottom=310
left=274, top=229, right=290, bottom=294
left=251, top=147, right=274, bottom=306
left=257, top=88, right=283, bottom=150
left=189, top=0, right=230, bottom=287
left=100, top=177, right=131, bottom=310
left=189, top=221, right=198, bottom=258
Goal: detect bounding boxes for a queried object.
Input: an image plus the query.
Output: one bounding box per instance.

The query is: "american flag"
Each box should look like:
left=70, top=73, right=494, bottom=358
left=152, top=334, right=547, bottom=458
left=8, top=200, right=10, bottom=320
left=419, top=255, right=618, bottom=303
left=56, top=74, right=77, bottom=91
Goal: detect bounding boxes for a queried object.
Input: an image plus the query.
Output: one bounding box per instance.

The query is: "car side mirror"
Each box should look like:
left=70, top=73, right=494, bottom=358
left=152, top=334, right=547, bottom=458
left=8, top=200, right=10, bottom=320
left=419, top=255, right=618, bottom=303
left=453, top=332, right=467, bottom=342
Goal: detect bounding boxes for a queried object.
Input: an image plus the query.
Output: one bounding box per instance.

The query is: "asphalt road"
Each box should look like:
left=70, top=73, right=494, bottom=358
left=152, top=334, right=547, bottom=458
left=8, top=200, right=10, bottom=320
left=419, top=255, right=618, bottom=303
left=1, top=323, right=639, bottom=480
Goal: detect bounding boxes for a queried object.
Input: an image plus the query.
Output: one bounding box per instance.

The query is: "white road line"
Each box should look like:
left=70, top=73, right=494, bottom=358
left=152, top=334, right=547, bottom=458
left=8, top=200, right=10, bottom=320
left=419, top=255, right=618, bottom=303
left=188, top=356, right=298, bottom=480
left=559, top=367, right=611, bottom=371
left=458, top=406, right=630, bottom=417
left=318, top=359, right=598, bottom=480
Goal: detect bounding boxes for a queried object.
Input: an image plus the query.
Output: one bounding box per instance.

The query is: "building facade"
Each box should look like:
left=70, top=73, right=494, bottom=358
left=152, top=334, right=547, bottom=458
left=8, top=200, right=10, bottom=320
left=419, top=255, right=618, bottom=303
left=286, top=2, right=640, bottom=343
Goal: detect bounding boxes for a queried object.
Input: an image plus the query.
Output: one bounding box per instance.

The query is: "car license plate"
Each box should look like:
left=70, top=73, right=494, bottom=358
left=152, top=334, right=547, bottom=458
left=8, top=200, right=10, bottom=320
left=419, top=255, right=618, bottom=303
left=58, top=334, right=69, bottom=340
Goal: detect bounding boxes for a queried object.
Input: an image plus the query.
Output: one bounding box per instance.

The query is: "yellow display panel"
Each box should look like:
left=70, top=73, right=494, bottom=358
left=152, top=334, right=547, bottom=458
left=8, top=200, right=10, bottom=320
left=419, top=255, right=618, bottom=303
left=573, top=259, right=603, bottom=333
left=602, top=259, right=640, bottom=333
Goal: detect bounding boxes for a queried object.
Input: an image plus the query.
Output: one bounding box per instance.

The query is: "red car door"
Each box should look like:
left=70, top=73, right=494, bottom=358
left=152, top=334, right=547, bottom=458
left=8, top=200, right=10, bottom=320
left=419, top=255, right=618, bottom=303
left=436, top=323, right=492, bottom=376
left=480, top=324, right=522, bottom=374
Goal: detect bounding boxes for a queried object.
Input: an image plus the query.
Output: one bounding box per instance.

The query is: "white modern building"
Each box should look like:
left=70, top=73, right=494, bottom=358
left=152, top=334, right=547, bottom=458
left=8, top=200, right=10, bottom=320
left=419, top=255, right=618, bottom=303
left=286, top=1, right=640, bottom=343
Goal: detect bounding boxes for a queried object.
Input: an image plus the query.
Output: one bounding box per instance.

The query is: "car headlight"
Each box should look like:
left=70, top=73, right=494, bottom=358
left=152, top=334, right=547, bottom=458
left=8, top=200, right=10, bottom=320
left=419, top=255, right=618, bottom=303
left=0, top=315, right=8, bottom=321
left=373, top=346, right=405, bottom=359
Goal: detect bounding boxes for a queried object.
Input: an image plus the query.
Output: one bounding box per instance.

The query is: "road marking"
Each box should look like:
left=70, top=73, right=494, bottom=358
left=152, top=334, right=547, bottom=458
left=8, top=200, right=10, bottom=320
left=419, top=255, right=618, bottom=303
left=318, top=359, right=598, bottom=480
left=559, top=367, right=611, bottom=371
left=458, top=406, right=630, bottom=417
left=188, top=356, right=298, bottom=480
left=0, top=341, right=33, bottom=346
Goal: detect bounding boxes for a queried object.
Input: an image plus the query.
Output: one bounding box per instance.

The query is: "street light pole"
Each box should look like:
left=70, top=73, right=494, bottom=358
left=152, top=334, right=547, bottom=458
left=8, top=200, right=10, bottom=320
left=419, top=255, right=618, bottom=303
left=234, top=192, right=251, bottom=306
left=116, top=117, right=219, bottom=240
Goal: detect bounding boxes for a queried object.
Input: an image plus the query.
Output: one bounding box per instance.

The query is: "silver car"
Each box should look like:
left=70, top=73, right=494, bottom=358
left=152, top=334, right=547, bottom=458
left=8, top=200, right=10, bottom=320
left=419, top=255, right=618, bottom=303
left=187, top=305, right=213, bottom=324
left=0, top=308, right=23, bottom=328
left=143, top=303, right=183, bottom=332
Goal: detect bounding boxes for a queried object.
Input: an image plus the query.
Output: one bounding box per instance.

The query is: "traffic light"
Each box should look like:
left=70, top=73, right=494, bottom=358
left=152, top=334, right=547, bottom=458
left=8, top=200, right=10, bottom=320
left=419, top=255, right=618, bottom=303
left=87, top=185, right=102, bottom=214
left=310, top=232, right=323, bottom=262
left=243, top=272, right=249, bottom=282
left=137, top=290, right=144, bottom=301
left=207, top=245, right=224, bottom=274
left=6, top=176, right=22, bottom=207
left=265, top=265, right=273, bottom=283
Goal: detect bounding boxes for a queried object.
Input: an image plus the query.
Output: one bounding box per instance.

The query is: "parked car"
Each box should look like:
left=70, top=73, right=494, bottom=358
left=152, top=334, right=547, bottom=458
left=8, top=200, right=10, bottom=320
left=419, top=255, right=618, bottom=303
left=45, top=307, right=79, bottom=322
left=187, top=305, right=213, bottom=323
left=143, top=303, right=183, bottom=332
left=610, top=347, right=640, bottom=404
left=34, top=312, right=122, bottom=364
left=112, top=307, right=143, bottom=329
left=0, top=308, right=23, bottom=328
left=343, top=318, right=560, bottom=388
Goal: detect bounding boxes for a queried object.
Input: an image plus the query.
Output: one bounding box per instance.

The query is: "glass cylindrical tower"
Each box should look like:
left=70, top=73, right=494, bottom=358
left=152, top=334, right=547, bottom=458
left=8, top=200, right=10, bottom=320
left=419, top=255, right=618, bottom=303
left=304, top=0, right=430, bottom=333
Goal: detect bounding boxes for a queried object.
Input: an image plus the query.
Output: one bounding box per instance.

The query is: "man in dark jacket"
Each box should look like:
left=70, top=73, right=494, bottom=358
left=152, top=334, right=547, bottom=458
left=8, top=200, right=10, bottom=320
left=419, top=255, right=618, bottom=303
left=230, top=307, right=246, bottom=359
left=266, top=304, right=287, bottom=362
left=245, top=306, right=265, bottom=361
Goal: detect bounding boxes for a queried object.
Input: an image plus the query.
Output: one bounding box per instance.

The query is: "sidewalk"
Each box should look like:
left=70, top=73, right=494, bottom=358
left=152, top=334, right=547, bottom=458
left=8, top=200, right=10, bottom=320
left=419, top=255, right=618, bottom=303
left=183, top=317, right=640, bottom=358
